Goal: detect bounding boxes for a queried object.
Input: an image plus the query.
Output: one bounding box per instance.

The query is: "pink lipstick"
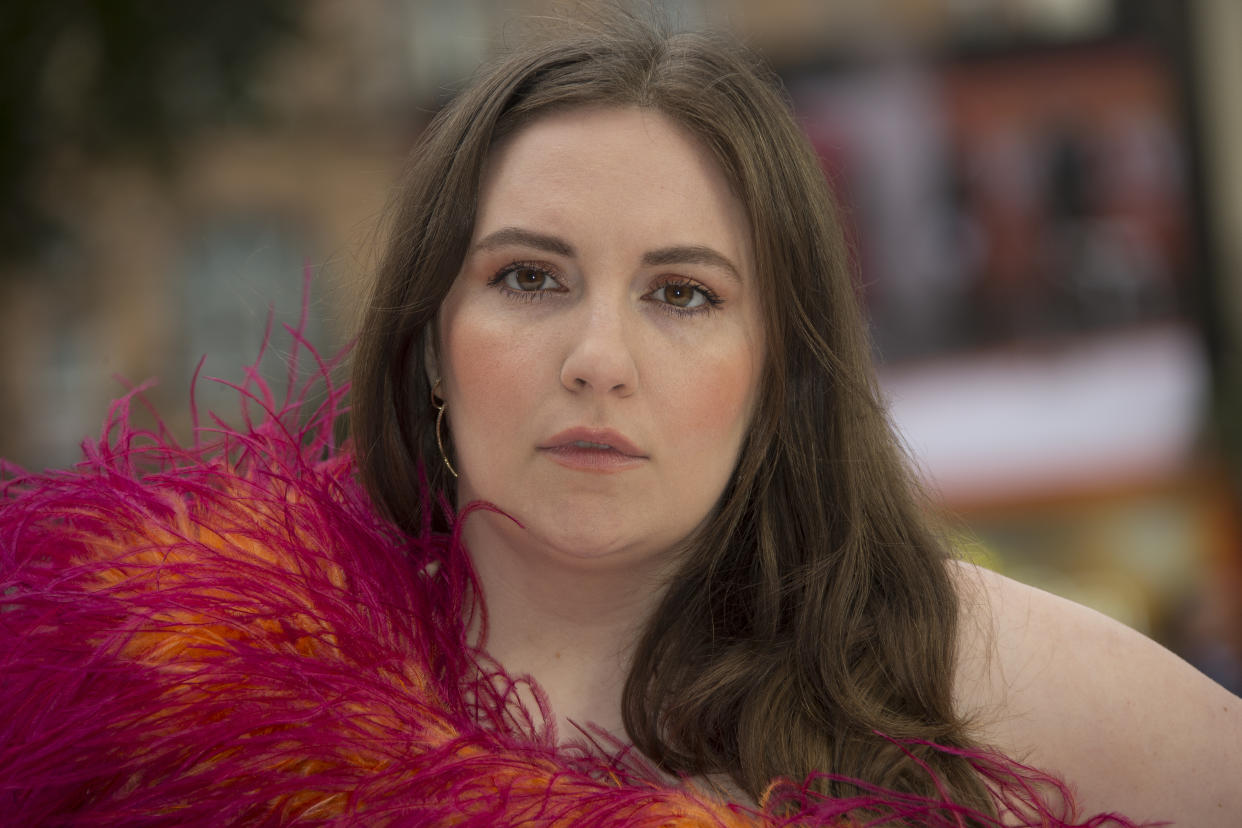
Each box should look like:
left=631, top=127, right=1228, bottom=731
left=537, top=427, right=648, bottom=472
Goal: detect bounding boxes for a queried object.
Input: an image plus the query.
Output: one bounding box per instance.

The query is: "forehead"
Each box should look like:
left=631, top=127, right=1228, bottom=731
left=474, top=106, right=753, bottom=271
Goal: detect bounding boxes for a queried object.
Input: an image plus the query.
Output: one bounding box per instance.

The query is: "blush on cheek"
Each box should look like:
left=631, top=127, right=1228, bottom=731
left=675, top=351, right=760, bottom=445
left=440, top=311, right=546, bottom=436
left=442, top=303, right=508, bottom=390
left=446, top=332, right=506, bottom=396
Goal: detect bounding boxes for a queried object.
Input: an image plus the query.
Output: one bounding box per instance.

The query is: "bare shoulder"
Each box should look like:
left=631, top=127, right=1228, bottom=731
left=949, top=560, right=1242, bottom=826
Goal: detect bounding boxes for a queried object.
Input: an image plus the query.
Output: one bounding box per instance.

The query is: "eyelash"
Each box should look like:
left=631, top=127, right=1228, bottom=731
left=486, top=263, right=723, bottom=316
left=649, top=279, right=723, bottom=317
left=486, top=262, right=563, bottom=301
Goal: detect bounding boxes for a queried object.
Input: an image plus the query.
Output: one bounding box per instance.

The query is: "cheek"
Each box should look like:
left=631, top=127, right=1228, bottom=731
left=661, top=343, right=761, bottom=454
left=439, top=304, right=544, bottom=435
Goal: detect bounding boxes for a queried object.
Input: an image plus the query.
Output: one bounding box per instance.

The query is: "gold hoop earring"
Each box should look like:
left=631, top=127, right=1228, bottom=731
left=430, top=379, right=458, bottom=478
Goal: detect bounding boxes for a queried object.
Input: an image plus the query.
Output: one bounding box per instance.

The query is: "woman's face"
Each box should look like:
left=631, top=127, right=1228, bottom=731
left=436, top=106, right=764, bottom=570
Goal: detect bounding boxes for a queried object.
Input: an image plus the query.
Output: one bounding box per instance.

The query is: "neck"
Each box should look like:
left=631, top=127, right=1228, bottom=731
left=461, top=510, right=673, bottom=741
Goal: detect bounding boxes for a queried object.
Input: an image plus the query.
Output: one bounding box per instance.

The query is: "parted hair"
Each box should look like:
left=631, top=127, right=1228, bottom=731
left=351, top=11, right=990, bottom=813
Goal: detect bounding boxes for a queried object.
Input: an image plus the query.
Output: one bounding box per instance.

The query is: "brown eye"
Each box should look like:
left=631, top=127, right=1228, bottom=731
left=665, top=283, right=694, bottom=307
left=500, top=265, right=560, bottom=292
left=651, top=282, right=707, bottom=310
left=509, top=267, right=547, bottom=291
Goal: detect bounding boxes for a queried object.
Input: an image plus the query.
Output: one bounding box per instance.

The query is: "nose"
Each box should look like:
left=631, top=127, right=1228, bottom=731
left=559, top=305, right=639, bottom=397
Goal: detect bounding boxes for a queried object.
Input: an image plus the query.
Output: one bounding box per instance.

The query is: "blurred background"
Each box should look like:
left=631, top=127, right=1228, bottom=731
left=1, top=0, right=1240, bottom=692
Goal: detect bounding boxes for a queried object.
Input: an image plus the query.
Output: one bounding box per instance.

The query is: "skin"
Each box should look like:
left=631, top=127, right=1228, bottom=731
left=954, top=561, right=1242, bottom=825
left=433, top=106, right=764, bottom=736
left=431, top=105, right=1242, bottom=823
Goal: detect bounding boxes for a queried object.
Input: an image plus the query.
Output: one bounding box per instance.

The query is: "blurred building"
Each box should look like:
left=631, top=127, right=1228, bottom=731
left=1, top=0, right=1240, bottom=689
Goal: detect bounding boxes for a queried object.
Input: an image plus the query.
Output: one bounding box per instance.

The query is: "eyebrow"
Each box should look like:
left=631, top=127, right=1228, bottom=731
left=642, top=245, right=741, bottom=284
left=470, top=226, right=742, bottom=283
left=470, top=227, right=574, bottom=257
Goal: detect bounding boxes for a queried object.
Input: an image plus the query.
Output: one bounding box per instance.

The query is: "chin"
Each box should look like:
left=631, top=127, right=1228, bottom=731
left=460, top=481, right=699, bottom=569
left=530, top=523, right=647, bottom=563
left=518, top=513, right=686, bottom=571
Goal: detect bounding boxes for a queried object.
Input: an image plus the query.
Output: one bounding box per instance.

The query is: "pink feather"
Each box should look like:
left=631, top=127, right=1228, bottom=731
left=1, top=296, right=1158, bottom=826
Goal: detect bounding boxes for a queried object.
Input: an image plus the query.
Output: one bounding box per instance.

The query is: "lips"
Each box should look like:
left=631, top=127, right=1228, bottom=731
left=537, top=427, right=648, bottom=472
left=539, top=427, right=645, bottom=457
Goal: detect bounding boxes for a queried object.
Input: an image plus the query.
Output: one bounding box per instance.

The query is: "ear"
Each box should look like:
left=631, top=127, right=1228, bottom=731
left=422, top=322, right=440, bottom=389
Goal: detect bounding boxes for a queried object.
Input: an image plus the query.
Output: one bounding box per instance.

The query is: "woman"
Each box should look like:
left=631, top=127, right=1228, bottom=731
left=350, top=15, right=1240, bottom=824
left=1, top=14, right=1237, bottom=828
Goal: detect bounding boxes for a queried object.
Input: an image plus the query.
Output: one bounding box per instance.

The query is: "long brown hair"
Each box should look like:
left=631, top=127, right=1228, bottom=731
left=351, top=12, right=989, bottom=812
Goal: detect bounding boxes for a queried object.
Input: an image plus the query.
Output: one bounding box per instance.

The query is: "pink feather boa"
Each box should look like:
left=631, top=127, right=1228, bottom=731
left=0, top=323, right=1153, bottom=826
